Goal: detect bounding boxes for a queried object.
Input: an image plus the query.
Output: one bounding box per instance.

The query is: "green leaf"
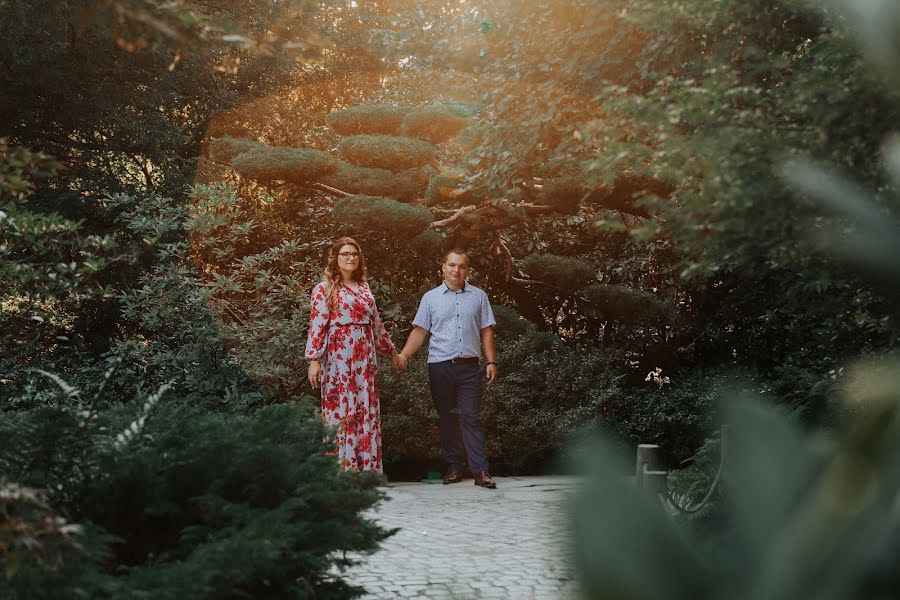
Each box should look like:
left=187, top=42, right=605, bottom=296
left=721, top=395, right=824, bottom=558
left=572, top=435, right=710, bottom=600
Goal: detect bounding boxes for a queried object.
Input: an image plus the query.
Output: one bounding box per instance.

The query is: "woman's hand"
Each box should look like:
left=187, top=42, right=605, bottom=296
left=308, top=360, right=321, bottom=388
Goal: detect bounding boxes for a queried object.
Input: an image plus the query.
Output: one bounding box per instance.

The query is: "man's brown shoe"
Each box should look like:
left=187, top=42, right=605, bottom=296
left=442, top=468, right=464, bottom=484
left=474, top=471, right=497, bottom=489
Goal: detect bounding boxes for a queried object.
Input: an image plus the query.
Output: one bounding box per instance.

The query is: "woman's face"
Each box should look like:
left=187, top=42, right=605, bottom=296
left=336, top=244, right=361, bottom=273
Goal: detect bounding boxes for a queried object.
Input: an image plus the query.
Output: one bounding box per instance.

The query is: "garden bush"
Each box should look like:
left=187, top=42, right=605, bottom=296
left=481, top=328, right=627, bottom=472
left=400, top=106, right=469, bottom=144
left=0, top=396, right=390, bottom=599
left=336, top=135, right=437, bottom=172
left=325, top=105, right=412, bottom=136
left=522, top=253, right=597, bottom=294
left=598, top=369, right=720, bottom=466
left=332, top=195, right=434, bottom=238
left=230, top=146, right=336, bottom=184
left=321, top=162, right=434, bottom=202
left=207, top=136, right=262, bottom=164
left=379, top=353, right=443, bottom=477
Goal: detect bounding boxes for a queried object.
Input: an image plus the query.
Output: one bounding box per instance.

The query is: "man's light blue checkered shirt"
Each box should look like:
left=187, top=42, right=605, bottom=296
left=412, top=282, right=496, bottom=363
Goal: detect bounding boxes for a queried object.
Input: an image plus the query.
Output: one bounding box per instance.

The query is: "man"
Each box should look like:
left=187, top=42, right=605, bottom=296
left=397, top=249, right=499, bottom=489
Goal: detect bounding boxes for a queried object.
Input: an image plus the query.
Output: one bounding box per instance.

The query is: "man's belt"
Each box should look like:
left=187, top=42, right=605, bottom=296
left=447, top=356, right=479, bottom=365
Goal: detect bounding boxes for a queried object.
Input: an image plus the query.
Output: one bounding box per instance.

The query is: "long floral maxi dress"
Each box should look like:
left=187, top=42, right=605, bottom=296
left=304, top=280, right=395, bottom=472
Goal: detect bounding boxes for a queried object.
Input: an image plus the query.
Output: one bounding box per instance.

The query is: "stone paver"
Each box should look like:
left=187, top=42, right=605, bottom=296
left=335, top=475, right=582, bottom=599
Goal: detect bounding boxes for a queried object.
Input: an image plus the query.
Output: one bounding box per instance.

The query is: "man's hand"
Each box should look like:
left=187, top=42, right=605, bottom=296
left=480, top=326, right=497, bottom=384
left=308, top=360, right=321, bottom=388
left=485, top=363, right=497, bottom=384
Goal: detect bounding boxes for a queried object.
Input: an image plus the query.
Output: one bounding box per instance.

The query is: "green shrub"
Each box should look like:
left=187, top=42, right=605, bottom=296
left=522, top=253, right=596, bottom=294
left=491, top=304, right=532, bottom=341
left=332, top=195, right=434, bottom=237
left=537, top=176, right=586, bottom=213
left=207, top=136, right=262, bottom=163
left=337, top=135, right=437, bottom=172
left=583, top=284, right=676, bottom=326
left=325, top=105, right=412, bottom=136
left=399, top=165, right=437, bottom=198
left=409, top=229, right=445, bottom=257
left=0, top=397, right=390, bottom=599
left=231, top=146, right=336, bottom=184
left=425, top=173, right=464, bottom=205
left=320, top=161, right=400, bottom=198
left=0, top=481, right=106, bottom=586
left=599, top=370, right=718, bottom=465
left=379, top=353, right=442, bottom=472
left=320, top=161, right=432, bottom=202
left=481, top=328, right=627, bottom=471
left=401, top=106, right=469, bottom=144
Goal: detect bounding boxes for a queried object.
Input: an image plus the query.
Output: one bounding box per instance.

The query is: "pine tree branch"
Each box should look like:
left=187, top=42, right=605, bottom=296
left=430, top=205, right=477, bottom=228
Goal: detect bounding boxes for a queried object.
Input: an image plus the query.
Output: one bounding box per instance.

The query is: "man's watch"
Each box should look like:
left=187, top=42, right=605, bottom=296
left=486, top=361, right=497, bottom=366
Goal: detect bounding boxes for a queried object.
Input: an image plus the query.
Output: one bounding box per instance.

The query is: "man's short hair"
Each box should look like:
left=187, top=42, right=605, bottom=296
left=443, top=248, right=470, bottom=263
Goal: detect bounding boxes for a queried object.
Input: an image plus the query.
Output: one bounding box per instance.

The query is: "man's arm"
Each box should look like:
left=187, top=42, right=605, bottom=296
left=480, top=326, right=497, bottom=384
left=398, top=326, right=429, bottom=367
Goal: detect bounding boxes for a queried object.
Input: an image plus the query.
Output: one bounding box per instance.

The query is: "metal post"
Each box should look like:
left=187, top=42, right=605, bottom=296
left=642, top=468, right=668, bottom=496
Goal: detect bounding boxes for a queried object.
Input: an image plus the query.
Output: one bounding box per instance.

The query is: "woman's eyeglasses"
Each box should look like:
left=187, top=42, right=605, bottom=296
left=338, top=252, right=360, bottom=259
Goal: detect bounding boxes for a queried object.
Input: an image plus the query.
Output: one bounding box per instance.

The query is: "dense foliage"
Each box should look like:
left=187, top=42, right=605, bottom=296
left=1, top=1, right=391, bottom=596
left=185, top=0, right=897, bottom=469
left=2, top=0, right=899, bottom=594
left=572, top=3, right=900, bottom=597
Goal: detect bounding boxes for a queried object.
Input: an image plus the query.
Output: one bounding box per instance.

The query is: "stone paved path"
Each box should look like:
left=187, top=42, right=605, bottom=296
left=338, top=475, right=583, bottom=599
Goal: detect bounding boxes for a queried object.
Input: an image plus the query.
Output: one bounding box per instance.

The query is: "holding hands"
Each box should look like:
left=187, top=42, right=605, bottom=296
left=392, top=351, right=409, bottom=372
left=310, top=352, right=408, bottom=391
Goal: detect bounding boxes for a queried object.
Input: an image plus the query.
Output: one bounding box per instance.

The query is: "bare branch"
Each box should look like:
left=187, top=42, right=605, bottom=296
left=490, top=237, right=587, bottom=291
left=311, top=182, right=351, bottom=197
left=431, top=205, right=477, bottom=228
left=222, top=302, right=246, bottom=327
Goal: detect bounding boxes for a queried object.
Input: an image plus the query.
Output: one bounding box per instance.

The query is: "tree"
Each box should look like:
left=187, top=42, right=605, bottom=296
left=1, top=3, right=394, bottom=596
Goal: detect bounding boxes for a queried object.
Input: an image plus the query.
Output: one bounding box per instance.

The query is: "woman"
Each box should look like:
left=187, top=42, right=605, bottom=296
left=305, top=237, right=403, bottom=472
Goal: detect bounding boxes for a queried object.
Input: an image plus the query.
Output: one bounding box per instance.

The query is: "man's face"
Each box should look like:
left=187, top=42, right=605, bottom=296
left=442, top=253, right=470, bottom=287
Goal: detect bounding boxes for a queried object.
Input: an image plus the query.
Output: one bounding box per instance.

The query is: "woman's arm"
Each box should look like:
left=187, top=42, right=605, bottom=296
left=305, top=283, right=329, bottom=387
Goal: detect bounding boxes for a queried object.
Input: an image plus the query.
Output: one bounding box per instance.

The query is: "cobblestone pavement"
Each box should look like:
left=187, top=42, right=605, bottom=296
left=338, top=475, right=583, bottom=599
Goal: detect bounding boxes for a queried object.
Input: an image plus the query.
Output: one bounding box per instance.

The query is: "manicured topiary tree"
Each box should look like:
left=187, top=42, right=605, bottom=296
left=230, top=146, right=336, bottom=184
left=332, top=195, right=435, bottom=238
left=206, top=98, right=674, bottom=336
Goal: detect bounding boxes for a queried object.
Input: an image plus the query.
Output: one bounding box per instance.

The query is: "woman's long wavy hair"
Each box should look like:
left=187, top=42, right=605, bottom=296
left=322, top=237, right=367, bottom=311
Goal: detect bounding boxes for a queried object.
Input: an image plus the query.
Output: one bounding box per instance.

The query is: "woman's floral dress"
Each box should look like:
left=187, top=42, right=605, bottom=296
left=304, top=280, right=395, bottom=472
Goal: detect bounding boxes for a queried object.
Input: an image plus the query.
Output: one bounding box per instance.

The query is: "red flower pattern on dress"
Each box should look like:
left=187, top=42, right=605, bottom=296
left=304, top=281, right=395, bottom=472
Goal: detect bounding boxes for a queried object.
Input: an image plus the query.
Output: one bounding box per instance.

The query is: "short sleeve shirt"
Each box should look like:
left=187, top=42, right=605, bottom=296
left=412, top=282, right=496, bottom=363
